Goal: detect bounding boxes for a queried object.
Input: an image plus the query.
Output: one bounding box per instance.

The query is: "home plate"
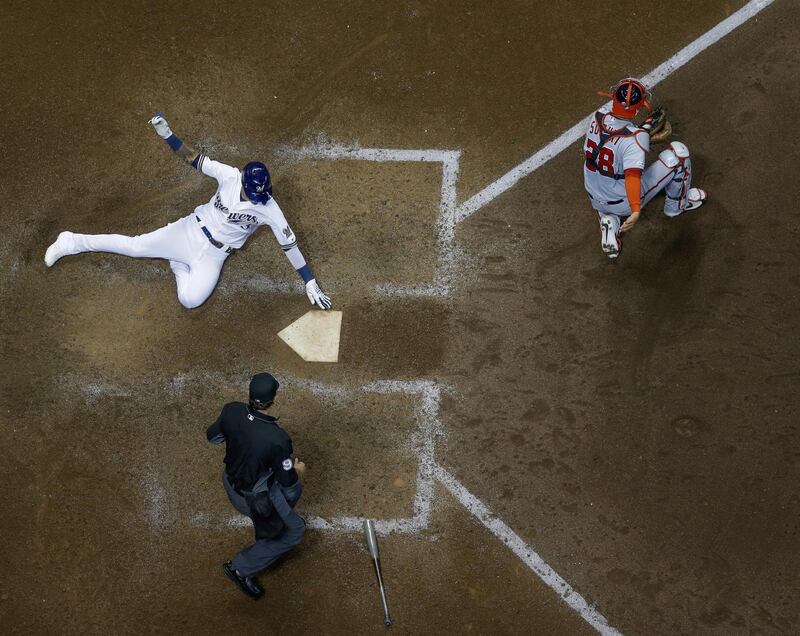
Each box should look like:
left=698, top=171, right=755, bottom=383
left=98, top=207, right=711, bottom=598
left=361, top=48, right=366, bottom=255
left=278, top=310, right=342, bottom=362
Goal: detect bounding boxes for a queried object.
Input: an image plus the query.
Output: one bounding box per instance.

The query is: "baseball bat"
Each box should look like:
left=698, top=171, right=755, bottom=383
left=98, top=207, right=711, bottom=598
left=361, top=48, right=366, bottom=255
left=363, top=519, right=393, bottom=627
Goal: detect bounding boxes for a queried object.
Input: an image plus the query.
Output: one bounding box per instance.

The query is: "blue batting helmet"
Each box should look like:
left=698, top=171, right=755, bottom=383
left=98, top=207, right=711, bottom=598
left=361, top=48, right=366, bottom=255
left=242, top=162, right=272, bottom=204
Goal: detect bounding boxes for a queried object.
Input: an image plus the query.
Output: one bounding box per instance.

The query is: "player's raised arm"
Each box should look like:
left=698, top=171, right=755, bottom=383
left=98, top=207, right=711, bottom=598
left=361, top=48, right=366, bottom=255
left=149, top=113, right=240, bottom=181
left=148, top=112, right=201, bottom=166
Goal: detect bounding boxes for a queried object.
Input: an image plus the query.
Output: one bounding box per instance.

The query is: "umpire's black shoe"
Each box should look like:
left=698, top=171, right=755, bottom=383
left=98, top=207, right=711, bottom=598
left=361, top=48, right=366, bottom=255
left=223, top=561, right=264, bottom=600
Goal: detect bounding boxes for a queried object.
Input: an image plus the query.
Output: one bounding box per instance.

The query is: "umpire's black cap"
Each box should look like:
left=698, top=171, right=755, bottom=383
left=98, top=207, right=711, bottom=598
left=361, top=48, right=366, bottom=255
left=249, top=373, right=279, bottom=404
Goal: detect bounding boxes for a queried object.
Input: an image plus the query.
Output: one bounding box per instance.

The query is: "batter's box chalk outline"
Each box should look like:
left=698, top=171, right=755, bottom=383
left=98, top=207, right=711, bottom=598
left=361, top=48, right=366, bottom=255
left=195, top=377, right=445, bottom=535
left=58, top=370, right=441, bottom=534
left=220, top=142, right=462, bottom=299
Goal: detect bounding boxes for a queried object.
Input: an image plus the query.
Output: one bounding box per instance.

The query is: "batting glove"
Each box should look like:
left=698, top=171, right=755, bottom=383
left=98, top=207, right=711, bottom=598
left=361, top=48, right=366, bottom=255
left=305, top=279, right=332, bottom=310
left=148, top=112, right=173, bottom=139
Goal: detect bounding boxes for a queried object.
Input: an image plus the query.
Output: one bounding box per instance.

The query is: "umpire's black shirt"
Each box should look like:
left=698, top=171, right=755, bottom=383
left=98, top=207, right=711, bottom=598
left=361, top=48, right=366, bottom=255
left=206, top=402, right=298, bottom=492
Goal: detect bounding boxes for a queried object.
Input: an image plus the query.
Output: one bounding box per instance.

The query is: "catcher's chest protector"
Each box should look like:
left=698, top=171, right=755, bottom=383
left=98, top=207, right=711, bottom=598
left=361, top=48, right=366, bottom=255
left=585, top=111, right=638, bottom=180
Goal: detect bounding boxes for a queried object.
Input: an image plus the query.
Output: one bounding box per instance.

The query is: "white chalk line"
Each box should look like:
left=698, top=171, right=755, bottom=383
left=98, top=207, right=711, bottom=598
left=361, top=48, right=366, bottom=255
left=175, top=375, right=443, bottom=536
left=82, top=371, right=436, bottom=534
left=280, top=139, right=459, bottom=166
left=434, top=464, right=622, bottom=636
left=57, top=370, right=442, bottom=535
left=454, top=0, right=777, bottom=223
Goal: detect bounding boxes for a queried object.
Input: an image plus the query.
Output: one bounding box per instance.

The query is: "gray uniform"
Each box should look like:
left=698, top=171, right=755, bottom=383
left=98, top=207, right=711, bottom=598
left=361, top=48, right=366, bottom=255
left=222, top=473, right=305, bottom=576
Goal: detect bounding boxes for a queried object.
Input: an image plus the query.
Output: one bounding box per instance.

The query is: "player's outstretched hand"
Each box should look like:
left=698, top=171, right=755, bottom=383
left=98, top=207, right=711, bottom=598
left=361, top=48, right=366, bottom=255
left=620, top=212, right=640, bottom=233
left=305, top=279, right=332, bottom=310
left=148, top=112, right=173, bottom=139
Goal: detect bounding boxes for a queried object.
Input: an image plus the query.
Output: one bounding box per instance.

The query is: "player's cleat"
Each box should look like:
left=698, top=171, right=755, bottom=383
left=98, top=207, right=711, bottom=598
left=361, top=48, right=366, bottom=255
left=683, top=188, right=707, bottom=212
left=44, top=231, right=75, bottom=267
left=599, top=218, right=620, bottom=259
left=223, top=561, right=264, bottom=600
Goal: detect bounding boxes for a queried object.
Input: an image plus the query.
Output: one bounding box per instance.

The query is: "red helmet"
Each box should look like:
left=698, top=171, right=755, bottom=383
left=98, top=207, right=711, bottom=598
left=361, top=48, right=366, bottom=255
left=599, top=78, right=651, bottom=119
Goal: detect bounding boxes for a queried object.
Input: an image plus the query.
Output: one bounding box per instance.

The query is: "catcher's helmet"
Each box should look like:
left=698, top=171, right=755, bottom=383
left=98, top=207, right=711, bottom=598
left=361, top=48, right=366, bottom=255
left=242, top=161, right=272, bottom=204
left=602, top=78, right=651, bottom=119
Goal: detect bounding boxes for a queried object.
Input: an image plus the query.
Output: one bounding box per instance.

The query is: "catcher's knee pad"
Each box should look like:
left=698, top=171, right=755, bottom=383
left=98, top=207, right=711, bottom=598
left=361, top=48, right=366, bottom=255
left=670, top=141, right=689, bottom=159
left=659, top=141, right=690, bottom=168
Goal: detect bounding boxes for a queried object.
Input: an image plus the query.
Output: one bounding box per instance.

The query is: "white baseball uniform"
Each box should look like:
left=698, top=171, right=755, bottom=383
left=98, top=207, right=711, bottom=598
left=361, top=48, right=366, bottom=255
left=55, top=155, right=308, bottom=308
left=583, top=108, right=693, bottom=235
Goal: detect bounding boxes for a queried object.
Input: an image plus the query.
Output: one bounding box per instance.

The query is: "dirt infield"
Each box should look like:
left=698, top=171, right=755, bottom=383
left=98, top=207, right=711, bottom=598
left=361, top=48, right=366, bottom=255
left=2, top=1, right=799, bottom=634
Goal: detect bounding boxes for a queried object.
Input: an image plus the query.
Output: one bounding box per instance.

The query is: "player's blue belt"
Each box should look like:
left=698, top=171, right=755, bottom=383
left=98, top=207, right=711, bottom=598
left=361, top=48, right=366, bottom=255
left=195, top=216, right=233, bottom=253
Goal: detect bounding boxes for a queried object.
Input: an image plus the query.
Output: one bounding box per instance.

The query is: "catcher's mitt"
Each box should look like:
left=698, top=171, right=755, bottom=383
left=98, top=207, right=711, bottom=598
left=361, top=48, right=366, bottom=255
left=641, top=107, right=672, bottom=144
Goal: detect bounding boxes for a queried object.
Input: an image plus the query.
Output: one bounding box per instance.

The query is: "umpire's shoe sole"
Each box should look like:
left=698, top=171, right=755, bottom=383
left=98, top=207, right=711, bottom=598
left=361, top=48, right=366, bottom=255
left=223, top=561, right=264, bottom=600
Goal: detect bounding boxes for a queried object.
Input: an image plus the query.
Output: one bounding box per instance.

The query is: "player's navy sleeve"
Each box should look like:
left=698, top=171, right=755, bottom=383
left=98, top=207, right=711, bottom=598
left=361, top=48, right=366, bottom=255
left=206, top=406, right=228, bottom=444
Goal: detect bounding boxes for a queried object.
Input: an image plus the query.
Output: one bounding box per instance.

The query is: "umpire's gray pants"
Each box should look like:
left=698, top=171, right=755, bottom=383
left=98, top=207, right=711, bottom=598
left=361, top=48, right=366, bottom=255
left=223, top=473, right=306, bottom=577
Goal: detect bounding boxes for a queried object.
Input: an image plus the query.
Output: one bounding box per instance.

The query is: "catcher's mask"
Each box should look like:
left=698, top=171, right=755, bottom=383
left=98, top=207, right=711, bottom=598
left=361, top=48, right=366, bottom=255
left=242, top=161, right=273, bottom=205
left=599, top=78, right=651, bottom=119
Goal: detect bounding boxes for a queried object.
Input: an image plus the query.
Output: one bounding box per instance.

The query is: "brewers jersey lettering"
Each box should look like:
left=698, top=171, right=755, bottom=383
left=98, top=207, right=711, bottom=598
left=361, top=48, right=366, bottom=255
left=194, top=157, right=297, bottom=250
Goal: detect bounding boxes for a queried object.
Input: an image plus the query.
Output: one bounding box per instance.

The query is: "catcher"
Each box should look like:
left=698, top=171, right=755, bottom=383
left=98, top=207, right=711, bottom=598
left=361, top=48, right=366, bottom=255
left=583, top=77, right=707, bottom=259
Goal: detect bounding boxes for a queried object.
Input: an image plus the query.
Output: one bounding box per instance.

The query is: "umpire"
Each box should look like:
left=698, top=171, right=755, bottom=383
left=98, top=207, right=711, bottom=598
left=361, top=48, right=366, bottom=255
left=207, top=372, right=306, bottom=600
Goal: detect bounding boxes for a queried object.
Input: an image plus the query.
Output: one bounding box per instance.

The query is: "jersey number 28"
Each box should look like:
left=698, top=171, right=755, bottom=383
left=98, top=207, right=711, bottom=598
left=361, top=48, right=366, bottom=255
left=585, top=140, right=615, bottom=174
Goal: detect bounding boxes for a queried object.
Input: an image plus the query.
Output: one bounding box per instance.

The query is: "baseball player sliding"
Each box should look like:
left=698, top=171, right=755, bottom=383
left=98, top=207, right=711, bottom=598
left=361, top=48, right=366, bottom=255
left=583, top=78, right=707, bottom=259
left=44, top=114, right=332, bottom=310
